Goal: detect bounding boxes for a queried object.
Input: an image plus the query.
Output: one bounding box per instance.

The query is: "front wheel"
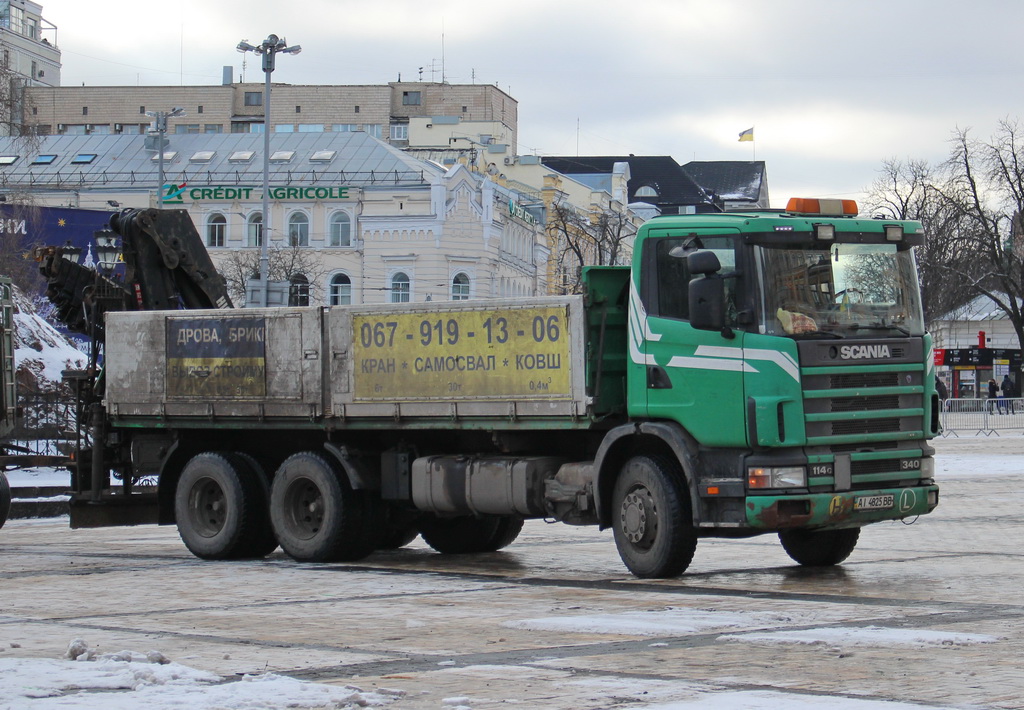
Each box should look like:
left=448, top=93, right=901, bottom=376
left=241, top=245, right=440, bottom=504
left=611, top=454, right=696, bottom=579
left=779, top=527, right=860, bottom=566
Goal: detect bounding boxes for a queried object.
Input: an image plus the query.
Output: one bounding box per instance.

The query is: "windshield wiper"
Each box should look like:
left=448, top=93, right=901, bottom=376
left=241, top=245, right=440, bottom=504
left=849, top=323, right=911, bottom=336
left=792, top=330, right=845, bottom=340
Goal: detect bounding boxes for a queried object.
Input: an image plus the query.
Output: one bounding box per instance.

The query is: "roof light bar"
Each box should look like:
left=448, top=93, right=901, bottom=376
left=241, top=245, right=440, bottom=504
left=786, top=197, right=859, bottom=217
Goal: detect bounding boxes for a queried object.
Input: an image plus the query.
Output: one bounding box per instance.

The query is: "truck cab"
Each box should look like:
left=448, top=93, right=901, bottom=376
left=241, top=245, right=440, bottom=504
left=591, top=198, right=939, bottom=575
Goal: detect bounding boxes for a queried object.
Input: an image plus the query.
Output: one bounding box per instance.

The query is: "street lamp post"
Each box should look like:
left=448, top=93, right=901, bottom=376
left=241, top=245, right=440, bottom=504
left=236, top=34, right=301, bottom=307
left=145, top=108, right=185, bottom=208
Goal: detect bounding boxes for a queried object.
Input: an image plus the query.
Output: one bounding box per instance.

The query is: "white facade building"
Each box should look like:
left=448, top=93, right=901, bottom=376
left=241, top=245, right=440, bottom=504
left=0, top=132, right=548, bottom=305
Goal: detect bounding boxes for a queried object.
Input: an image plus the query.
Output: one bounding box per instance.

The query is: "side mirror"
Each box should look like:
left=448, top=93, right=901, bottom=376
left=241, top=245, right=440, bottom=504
left=689, top=274, right=726, bottom=332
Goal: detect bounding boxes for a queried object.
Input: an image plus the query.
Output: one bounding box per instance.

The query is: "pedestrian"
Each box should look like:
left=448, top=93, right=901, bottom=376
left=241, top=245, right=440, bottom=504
left=988, top=379, right=1002, bottom=414
left=1001, top=375, right=1016, bottom=415
left=935, top=376, right=948, bottom=410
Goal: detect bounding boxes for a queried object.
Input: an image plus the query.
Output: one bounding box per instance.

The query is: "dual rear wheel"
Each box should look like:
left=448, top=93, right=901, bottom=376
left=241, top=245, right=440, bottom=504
left=174, top=450, right=524, bottom=562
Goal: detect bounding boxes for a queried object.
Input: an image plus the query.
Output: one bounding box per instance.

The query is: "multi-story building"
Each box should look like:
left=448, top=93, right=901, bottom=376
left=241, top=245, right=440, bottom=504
left=0, top=131, right=547, bottom=305
left=23, top=78, right=518, bottom=151
left=0, top=0, right=59, bottom=86
left=0, top=0, right=59, bottom=136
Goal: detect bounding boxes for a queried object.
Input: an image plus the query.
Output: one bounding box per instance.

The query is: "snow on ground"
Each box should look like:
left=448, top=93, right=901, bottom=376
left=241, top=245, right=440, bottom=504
left=0, top=640, right=402, bottom=710
left=622, top=690, right=966, bottom=710
left=1, top=436, right=1015, bottom=708
left=504, top=608, right=814, bottom=636
left=717, top=625, right=999, bottom=647
left=564, top=675, right=970, bottom=709
left=2, top=466, right=68, bottom=487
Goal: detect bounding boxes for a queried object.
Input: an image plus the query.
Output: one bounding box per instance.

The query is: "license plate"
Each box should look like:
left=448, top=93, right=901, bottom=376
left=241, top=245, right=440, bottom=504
left=855, top=494, right=894, bottom=511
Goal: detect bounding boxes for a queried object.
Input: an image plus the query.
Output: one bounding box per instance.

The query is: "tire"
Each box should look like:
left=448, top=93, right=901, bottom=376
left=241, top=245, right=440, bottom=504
left=0, top=472, right=11, bottom=529
left=485, top=516, right=524, bottom=551
left=418, top=514, right=524, bottom=554
left=611, top=454, right=697, bottom=579
left=270, top=451, right=376, bottom=562
left=232, top=453, right=278, bottom=558
left=174, top=452, right=269, bottom=560
left=779, top=527, right=860, bottom=567
left=377, top=506, right=420, bottom=550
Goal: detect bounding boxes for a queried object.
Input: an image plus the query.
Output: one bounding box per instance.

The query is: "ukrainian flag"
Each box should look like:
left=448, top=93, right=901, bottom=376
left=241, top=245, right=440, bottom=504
left=738, top=127, right=754, bottom=142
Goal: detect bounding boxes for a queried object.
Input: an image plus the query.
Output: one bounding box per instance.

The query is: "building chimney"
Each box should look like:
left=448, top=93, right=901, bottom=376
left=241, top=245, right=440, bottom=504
left=222, top=66, right=233, bottom=86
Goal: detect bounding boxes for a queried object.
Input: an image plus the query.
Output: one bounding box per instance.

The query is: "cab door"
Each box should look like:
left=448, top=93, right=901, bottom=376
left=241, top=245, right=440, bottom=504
left=638, top=230, right=749, bottom=448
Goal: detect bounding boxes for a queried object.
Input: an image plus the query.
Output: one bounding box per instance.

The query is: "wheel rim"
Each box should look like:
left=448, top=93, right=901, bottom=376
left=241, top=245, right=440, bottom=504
left=619, top=485, right=657, bottom=550
left=187, top=476, right=227, bottom=538
left=282, top=476, right=325, bottom=540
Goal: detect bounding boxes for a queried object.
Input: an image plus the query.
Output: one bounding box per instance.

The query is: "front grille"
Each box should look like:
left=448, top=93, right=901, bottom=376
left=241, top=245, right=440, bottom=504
left=831, top=372, right=900, bottom=389
left=851, top=459, right=901, bottom=476
left=831, top=395, right=899, bottom=412
left=831, top=417, right=901, bottom=436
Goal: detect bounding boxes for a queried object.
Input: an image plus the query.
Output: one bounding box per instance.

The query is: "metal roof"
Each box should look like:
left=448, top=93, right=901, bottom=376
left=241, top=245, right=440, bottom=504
left=0, top=131, right=444, bottom=191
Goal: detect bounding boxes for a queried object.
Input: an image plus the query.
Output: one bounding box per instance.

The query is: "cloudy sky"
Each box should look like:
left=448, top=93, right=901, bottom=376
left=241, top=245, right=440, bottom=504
left=38, top=0, right=1023, bottom=207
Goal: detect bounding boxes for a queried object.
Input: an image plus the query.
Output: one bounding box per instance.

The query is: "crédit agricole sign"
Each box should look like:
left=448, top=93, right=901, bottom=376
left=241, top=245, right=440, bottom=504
left=162, top=185, right=352, bottom=204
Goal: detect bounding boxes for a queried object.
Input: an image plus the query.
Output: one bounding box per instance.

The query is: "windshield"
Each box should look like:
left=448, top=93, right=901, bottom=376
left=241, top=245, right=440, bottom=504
left=758, top=242, right=924, bottom=337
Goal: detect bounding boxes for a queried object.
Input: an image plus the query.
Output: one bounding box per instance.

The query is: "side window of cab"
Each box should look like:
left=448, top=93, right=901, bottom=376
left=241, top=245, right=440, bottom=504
left=646, top=236, right=739, bottom=323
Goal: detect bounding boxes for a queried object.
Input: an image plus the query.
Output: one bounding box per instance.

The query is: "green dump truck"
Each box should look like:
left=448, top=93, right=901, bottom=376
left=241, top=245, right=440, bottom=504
left=51, top=199, right=940, bottom=577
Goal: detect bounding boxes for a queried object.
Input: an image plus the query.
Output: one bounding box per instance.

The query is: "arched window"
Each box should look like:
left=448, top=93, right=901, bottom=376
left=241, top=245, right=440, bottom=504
left=634, top=185, right=659, bottom=198
left=288, top=273, right=309, bottom=307
left=390, top=272, right=410, bottom=303
left=329, top=273, right=352, bottom=305
left=329, top=212, right=352, bottom=247
left=451, top=272, right=470, bottom=301
left=206, top=213, right=226, bottom=248
left=247, top=212, right=263, bottom=247
left=288, top=212, right=309, bottom=247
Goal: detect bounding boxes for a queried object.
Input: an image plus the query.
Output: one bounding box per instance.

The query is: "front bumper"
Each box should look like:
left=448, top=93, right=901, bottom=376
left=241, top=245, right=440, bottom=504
left=745, top=484, right=939, bottom=530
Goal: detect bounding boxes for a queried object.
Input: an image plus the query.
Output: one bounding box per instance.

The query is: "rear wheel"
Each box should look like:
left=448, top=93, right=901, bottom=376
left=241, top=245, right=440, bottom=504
left=270, top=451, right=376, bottom=562
left=174, top=453, right=268, bottom=560
left=779, top=527, right=860, bottom=566
left=419, top=514, right=524, bottom=554
left=232, top=453, right=278, bottom=558
left=611, top=454, right=697, bottom=579
left=0, top=472, right=11, bottom=529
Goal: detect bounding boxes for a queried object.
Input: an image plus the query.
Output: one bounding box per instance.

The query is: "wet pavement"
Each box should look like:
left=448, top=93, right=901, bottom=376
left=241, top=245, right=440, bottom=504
left=1, top=435, right=1022, bottom=709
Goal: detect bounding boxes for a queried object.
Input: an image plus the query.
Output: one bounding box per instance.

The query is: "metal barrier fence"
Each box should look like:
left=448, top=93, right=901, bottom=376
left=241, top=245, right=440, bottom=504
left=3, top=390, right=82, bottom=456
left=940, top=398, right=1024, bottom=436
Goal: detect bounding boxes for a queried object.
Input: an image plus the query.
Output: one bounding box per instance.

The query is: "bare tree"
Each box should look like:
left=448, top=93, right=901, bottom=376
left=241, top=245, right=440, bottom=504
left=0, top=64, right=46, bottom=296
left=0, top=63, right=42, bottom=141
left=937, top=121, right=1024, bottom=354
left=865, top=157, right=983, bottom=323
left=216, top=243, right=331, bottom=306
left=547, top=201, right=635, bottom=294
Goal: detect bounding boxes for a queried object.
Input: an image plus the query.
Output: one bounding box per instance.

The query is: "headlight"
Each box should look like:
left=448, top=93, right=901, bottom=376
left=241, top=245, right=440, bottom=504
left=920, top=457, right=935, bottom=479
left=747, top=466, right=806, bottom=489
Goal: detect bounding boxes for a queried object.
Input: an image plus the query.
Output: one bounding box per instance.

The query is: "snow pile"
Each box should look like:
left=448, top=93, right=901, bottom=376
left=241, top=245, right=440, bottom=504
left=11, top=286, right=87, bottom=391
left=0, top=640, right=403, bottom=709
